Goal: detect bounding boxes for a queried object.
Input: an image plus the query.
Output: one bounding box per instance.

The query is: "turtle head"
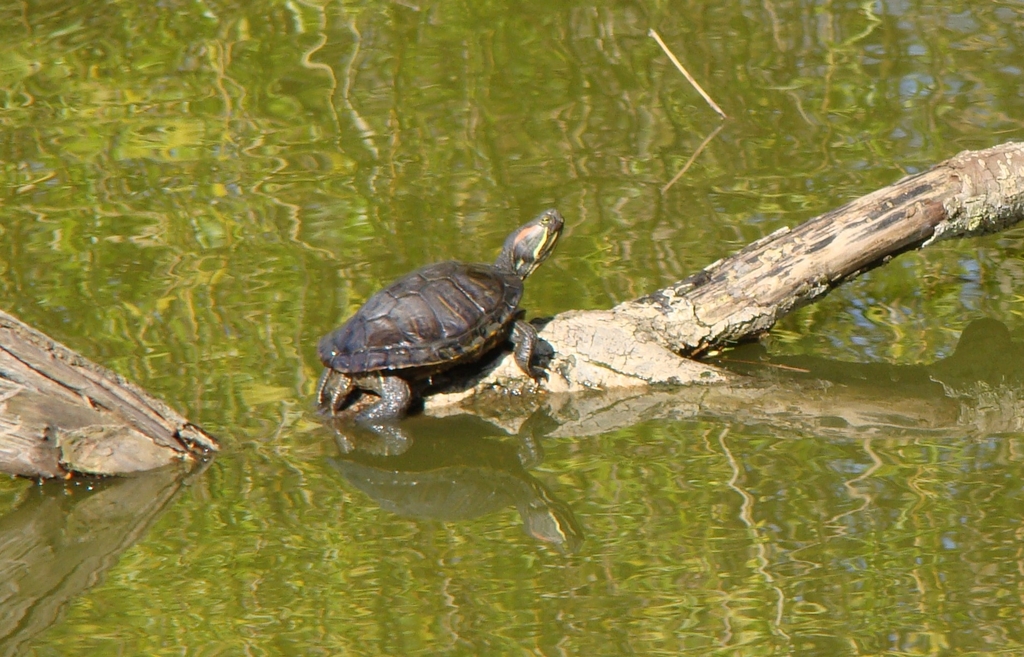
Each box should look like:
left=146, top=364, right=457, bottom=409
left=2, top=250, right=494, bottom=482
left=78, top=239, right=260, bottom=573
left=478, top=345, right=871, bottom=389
left=496, top=209, right=564, bottom=279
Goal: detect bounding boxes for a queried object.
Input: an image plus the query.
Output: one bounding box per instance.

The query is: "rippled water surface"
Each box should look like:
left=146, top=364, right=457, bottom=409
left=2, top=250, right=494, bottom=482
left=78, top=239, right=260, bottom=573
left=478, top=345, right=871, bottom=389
left=3, top=0, right=1024, bottom=654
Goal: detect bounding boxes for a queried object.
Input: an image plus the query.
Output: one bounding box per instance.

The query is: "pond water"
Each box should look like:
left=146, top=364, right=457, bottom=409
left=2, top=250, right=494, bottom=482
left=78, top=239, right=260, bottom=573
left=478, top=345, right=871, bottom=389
left=3, top=0, right=1024, bottom=654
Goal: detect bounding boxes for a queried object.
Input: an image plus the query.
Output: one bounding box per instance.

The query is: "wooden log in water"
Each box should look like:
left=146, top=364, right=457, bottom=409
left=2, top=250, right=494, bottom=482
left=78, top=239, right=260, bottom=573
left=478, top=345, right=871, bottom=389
left=0, top=310, right=217, bottom=479
left=428, top=141, right=1024, bottom=407
left=621, top=141, right=1024, bottom=357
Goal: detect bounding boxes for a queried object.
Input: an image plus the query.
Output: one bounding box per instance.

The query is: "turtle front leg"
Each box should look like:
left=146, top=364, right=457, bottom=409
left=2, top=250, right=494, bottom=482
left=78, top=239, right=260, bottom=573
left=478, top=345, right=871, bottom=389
left=511, top=319, right=545, bottom=380
left=353, top=373, right=412, bottom=423
left=317, top=368, right=354, bottom=414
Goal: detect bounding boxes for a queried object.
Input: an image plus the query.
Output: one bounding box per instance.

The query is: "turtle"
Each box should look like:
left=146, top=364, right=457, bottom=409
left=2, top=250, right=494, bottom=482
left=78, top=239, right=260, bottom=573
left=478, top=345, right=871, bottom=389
left=316, top=208, right=564, bottom=423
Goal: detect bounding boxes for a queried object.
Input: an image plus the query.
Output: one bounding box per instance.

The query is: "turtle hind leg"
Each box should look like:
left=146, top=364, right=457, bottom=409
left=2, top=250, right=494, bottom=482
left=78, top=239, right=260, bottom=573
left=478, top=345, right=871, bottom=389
left=511, top=319, right=545, bottom=380
left=354, top=373, right=412, bottom=422
left=317, top=369, right=355, bottom=414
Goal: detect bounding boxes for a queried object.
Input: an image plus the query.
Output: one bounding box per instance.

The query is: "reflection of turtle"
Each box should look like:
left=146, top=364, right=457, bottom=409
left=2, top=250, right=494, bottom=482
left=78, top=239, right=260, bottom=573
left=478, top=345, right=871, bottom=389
left=326, top=415, right=583, bottom=553
left=317, top=209, right=564, bottom=422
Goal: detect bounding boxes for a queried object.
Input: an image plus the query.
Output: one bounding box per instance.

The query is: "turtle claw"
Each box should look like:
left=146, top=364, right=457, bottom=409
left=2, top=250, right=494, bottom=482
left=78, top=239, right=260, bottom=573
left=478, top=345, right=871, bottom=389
left=315, top=369, right=332, bottom=408
left=316, top=369, right=354, bottom=415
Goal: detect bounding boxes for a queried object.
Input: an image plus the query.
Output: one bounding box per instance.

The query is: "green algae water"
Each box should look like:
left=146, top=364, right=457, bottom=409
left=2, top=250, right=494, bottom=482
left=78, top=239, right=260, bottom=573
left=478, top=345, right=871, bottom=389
left=3, top=0, right=1024, bottom=654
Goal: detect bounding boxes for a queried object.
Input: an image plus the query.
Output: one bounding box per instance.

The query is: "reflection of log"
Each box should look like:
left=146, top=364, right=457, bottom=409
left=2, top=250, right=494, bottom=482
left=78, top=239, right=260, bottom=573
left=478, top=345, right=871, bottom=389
left=542, top=369, right=1022, bottom=442
left=0, top=310, right=217, bottom=478
left=0, top=469, right=184, bottom=655
left=428, top=141, right=1024, bottom=410
left=540, top=317, right=1024, bottom=441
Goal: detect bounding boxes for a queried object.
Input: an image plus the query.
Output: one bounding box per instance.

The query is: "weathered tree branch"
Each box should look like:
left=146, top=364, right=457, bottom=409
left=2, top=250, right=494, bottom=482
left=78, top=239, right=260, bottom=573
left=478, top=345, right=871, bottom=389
left=427, top=141, right=1024, bottom=410
left=625, top=141, right=1024, bottom=356
left=0, top=310, right=217, bottom=478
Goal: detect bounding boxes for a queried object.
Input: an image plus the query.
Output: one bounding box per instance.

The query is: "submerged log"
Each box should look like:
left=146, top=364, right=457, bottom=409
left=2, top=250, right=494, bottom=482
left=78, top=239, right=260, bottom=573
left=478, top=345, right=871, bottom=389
left=0, top=310, right=217, bottom=479
left=427, top=141, right=1024, bottom=410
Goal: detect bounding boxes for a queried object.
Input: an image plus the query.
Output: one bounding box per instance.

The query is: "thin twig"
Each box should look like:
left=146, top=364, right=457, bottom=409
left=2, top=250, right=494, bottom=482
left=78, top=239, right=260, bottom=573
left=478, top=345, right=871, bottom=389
left=661, top=123, right=724, bottom=194
left=649, top=29, right=727, bottom=119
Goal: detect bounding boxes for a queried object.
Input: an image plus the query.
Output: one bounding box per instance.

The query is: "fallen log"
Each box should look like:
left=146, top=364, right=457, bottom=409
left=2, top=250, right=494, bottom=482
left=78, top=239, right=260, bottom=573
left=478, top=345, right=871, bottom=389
left=0, top=310, right=217, bottom=479
left=427, top=141, right=1024, bottom=410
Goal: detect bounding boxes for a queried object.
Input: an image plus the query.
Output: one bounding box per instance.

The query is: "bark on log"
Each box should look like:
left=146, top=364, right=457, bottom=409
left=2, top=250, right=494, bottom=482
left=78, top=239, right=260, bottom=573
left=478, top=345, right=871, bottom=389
left=0, top=310, right=217, bottom=479
left=426, top=141, right=1024, bottom=412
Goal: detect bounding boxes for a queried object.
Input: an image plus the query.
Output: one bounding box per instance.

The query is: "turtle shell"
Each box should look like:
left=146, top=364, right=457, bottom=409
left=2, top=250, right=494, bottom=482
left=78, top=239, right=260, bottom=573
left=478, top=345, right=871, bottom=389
left=318, top=260, right=523, bottom=374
